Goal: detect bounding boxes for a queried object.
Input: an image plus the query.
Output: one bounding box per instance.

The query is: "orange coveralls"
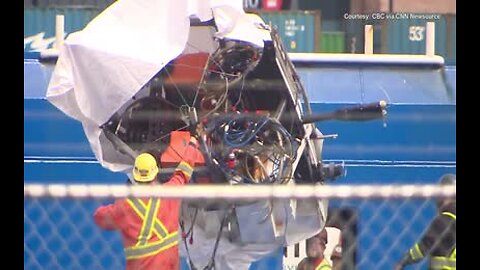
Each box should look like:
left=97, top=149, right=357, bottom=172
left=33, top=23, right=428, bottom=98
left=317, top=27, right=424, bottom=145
left=94, top=138, right=198, bottom=270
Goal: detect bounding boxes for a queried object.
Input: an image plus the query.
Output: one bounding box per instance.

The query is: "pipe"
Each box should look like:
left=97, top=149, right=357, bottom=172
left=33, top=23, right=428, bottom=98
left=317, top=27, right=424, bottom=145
left=55, top=14, right=65, bottom=50
left=364, top=25, right=373, bottom=54
left=426, top=21, right=435, bottom=56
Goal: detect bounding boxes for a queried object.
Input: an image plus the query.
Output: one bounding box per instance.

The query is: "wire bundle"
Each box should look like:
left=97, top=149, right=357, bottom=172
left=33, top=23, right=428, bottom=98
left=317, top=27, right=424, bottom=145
left=205, top=114, right=295, bottom=185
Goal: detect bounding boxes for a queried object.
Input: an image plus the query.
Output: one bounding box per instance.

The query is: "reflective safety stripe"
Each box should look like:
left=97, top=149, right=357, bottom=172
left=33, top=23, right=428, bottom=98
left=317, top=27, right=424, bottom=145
left=136, top=199, right=158, bottom=246
left=442, top=211, right=456, bottom=261
left=441, top=212, right=456, bottom=220
left=146, top=200, right=161, bottom=241
left=176, top=161, right=193, bottom=178
left=125, top=198, right=178, bottom=259
left=430, top=256, right=456, bottom=269
left=126, top=198, right=169, bottom=239
left=125, top=231, right=179, bottom=260
left=315, top=258, right=332, bottom=270
left=137, top=199, right=170, bottom=239
left=409, top=244, right=424, bottom=260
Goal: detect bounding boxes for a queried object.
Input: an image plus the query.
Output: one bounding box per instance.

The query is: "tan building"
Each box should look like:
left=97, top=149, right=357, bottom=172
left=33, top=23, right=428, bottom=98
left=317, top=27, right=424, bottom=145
left=351, top=0, right=456, bottom=14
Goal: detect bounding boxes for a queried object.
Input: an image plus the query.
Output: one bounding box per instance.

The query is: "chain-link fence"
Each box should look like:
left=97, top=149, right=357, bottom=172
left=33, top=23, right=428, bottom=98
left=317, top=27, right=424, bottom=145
left=24, top=184, right=455, bottom=270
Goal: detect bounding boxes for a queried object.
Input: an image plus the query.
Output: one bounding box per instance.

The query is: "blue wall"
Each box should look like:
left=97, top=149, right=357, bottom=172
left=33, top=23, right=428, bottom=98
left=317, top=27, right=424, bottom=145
left=24, top=58, right=456, bottom=270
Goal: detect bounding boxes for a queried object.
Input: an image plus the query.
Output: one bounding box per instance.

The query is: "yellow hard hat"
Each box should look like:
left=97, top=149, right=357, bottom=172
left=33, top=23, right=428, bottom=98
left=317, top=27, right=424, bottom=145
left=133, top=153, right=159, bottom=182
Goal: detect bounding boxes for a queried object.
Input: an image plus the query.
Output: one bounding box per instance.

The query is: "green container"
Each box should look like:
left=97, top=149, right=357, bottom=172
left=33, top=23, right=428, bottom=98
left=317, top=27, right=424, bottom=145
left=321, top=20, right=343, bottom=31
left=320, top=32, right=345, bottom=53
left=257, top=11, right=321, bottom=53
left=298, top=0, right=349, bottom=21
left=24, top=7, right=101, bottom=41
left=382, top=14, right=455, bottom=62
left=446, top=15, right=456, bottom=64
left=25, top=0, right=112, bottom=10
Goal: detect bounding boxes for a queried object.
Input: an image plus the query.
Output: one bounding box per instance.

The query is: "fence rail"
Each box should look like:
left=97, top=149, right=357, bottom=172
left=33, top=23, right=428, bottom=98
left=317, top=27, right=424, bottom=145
left=24, top=183, right=456, bottom=199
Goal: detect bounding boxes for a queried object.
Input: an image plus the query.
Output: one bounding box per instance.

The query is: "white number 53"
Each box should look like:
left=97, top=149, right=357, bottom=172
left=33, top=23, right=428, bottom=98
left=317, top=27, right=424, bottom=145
left=409, top=26, right=425, bottom=41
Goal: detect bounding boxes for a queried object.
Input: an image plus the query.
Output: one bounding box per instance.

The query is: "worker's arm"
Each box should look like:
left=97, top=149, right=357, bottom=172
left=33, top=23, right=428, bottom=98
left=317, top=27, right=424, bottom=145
left=181, top=136, right=200, bottom=168
left=93, top=202, right=120, bottom=230
left=166, top=136, right=199, bottom=185
left=395, top=215, right=451, bottom=269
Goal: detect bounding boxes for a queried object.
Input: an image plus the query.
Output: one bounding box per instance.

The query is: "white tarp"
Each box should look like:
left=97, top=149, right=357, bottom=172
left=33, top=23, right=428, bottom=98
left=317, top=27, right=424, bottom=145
left=46, top=0, right=270, bottom=172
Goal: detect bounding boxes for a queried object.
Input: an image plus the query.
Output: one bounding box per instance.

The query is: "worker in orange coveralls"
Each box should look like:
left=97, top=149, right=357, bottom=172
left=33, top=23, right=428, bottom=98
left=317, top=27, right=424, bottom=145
left=93, top=135, right=199, bottom=270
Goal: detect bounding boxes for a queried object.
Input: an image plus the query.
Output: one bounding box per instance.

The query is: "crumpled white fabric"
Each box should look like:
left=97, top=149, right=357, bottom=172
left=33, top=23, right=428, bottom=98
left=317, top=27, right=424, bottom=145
left=180, top=223, right=280, bottom=270
left=178, top=206, right=280, bottom=270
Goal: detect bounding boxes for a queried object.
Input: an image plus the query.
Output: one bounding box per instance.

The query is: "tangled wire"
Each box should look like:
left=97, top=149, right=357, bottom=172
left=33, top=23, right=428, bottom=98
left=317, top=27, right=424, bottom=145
left=204, top=113, right=296, bottom=185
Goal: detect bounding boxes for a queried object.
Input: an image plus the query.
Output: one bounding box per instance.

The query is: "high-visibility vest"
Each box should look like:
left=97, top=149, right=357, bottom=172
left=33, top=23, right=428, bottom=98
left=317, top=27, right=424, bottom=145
left=315, top=258, right=332, bottom=270
left=429, top=211, right=456, bottom=270
left=124, top=198, right=179, bottom=260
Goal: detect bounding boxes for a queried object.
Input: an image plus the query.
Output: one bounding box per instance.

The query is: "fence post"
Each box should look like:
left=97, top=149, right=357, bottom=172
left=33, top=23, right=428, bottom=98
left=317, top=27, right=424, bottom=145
left=55, top=14, right=65, bottom=50
left=426, top=21, right=435, bottom=56
left=364, top=24, right=373, bottom=54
